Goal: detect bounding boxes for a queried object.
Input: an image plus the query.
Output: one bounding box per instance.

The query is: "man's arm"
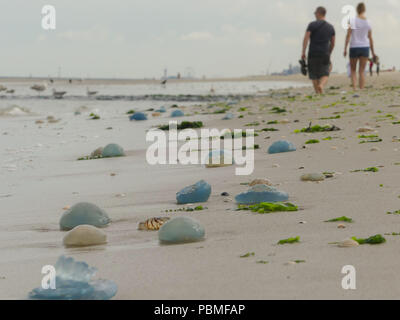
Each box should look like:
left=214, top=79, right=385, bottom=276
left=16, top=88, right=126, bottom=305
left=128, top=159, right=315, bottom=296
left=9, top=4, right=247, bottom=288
left=329, top=35, right=335, bottom=54
left=301, top=31, right=311, bottom=60
left=368, top=30, right=376, bottom=58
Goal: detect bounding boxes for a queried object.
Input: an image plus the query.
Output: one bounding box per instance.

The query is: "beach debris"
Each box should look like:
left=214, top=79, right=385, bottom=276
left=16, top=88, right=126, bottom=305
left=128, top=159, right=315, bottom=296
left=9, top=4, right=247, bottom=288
left=338, top=239, right=359, bottom=248
left=249, top=178, right=272, bottom=186
left=0, top=105, right=31, bottom=116
left=300, top=173, right=325, bottom=182
left=270, top=106, right=286, bottom=113
left=129, top=112, right=147, bottom=121
left=152, top=112, right=161, bottom=117
left=240, top=252, right=255, bottom=258
left=235, top=184, right=289, bottom=204
left=351, top=234, right=386, bottom=245
left=59, top=202, right=111, bottom=231
left=28, top=256, right=117, bottom=300
left=324, top=216, right=353, bottom=223
left=158, top=216, right=205, bottom=244
left=171, top=110, right=184, bottom=117
left=63, top=225, right=107, bottom=247
left=221, top=192, right=229, bottom=196
left=370, top=147, right=380, bottom=151
left=89, top=113, right=100, bottom=120
left=305, top=139, right=319, bottom=144
left=101, top=143, right=125, bottom=158
left=176, top=180, right=211, bottom=204
left=205, top=150, right=234, bottom=167
left=278, top=236, right=300, bottom=245
left=256, top=260, right=269, bottom=264
left=386, top=210, right=400, bottom=215
left=267, top=140, right=296, bottom=154
left=237, top=202, right=298, bottom=214
left=126, top=109, right=135, bottom=114
left=338, top=224, right=346, bottom=229
left=138, top=217, right=170, bottom=231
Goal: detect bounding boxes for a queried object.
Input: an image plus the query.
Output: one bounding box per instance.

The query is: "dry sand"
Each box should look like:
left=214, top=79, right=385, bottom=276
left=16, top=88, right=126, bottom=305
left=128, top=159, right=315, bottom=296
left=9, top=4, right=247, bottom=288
left=0, top=72, right=400, bottom=299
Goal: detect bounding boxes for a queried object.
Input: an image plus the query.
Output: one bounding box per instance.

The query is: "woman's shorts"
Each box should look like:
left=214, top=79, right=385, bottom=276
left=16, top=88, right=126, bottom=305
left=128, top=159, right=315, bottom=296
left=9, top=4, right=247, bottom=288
left=349, top=47, right=370, bottom=58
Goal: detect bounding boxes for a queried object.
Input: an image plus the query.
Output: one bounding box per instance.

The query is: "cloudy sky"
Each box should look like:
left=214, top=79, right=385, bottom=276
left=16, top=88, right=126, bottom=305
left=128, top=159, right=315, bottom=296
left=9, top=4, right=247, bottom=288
left=1, top=0, right=399, bottom=78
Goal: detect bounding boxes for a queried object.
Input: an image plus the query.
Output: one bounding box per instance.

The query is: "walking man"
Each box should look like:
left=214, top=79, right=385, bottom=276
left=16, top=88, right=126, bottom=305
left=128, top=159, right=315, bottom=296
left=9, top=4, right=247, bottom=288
left=301, top=6, right=335, bottom=94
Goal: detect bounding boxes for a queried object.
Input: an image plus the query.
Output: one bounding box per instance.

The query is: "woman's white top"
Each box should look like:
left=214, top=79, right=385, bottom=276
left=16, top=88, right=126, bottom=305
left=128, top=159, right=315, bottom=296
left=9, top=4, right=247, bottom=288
left=350, top=17, right=371, bottom=48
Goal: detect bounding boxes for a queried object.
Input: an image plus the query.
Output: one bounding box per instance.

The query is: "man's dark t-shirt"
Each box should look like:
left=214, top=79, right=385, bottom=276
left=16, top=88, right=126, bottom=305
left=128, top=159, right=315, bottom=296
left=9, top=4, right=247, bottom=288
left=307, top=20, right=335, bottom=58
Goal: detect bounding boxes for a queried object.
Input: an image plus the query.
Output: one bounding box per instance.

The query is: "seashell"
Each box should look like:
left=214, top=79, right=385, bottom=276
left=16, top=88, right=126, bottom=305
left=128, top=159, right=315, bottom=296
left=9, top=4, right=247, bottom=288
left=63, top=225, right=107, bottom=247
left=356, top=126, right=375, bottom=133
left=152, top=112, right=161, bottom=117
left=338, top=239, right=359, bottom=247
left=300, top=173, right=325, bottom=182
left=337, top=224, right=346, bottom=229
left=90, top=147, right=103, bottom=158
left=249, top=179, right=273, bottom=186
left=35, top=120, right=44, bottom=124
left=62, top=205, right=70, bottom=210
left=138, top=217, right=170, bottom=231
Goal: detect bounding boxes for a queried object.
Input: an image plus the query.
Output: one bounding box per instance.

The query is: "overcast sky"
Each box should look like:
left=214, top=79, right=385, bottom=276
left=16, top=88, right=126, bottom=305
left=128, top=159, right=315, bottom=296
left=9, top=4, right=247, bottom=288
left=1, top=0, right=399, bottom=78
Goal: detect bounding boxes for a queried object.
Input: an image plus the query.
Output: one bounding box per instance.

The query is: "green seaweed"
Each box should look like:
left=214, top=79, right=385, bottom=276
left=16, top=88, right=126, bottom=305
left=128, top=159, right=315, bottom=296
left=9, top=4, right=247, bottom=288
left=305, top=139, right=319, bottom=144
left=351, top=167, right=379, bottom=173
left=237, top=202, right=298, bottom=214
left=240, top=252, right=255, bottom=258
left=270, top=107, right=286, bottom=113
left=261, top=127, right=279, bottom=132
left=324, top=216, right=353, bottom=223
left=256, top=260, right=269, bottom=264
left=386, top=210, right=400, bottom=215
left=351, top=234, right=386, bottom=245
left=278, top=236, right=300, bottom=245
left=158, top=121, right=203, bottom=130
left=126, top=110, right=135, bottom=114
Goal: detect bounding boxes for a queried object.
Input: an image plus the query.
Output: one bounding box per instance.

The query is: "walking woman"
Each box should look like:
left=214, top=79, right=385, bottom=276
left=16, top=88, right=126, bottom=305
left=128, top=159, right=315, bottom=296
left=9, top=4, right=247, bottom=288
left=343, top=2, right=376, bottom=90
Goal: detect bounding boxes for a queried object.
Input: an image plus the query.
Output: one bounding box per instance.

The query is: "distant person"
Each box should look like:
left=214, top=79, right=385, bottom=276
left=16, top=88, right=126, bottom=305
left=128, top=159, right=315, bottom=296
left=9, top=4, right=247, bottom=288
left=374, top=55, right=380, bottom=75
left=344, top=2, right=376, bottom=89
left=301, top=6, right=335, bottom=94
left=368, top=58, right=373, bottom=76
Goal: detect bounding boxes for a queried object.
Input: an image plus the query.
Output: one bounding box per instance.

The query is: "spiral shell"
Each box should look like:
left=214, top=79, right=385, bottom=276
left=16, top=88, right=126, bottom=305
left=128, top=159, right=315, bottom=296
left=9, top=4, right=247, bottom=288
left=138, top=217, right=170, bottom=231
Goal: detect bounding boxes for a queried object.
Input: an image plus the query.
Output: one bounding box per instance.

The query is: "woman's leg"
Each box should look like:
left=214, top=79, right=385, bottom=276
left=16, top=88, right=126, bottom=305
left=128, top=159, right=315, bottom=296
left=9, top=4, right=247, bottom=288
left=359, top=57, right=368, bottom=89
left=350, top=58, right=358, bottom=90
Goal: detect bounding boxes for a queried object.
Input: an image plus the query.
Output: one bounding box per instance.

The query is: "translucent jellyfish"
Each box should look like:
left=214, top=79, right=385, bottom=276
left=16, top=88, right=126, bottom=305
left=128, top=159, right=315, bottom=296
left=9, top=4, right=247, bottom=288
left=222, top=113, right=234, bottom=120
left=176, top=180, right=211, bottom=204
left=101, top=143, right=125, bottom=158
left=267, top=140, right=296, bottom=154
left=235, top=184, right=289, bottom=204
left=158, top=216, right=205, bottom=244
left=28, top=256, right=117, bottom=300
left=129, top=112, right=147, bottom=121
left=171, top=110, right=184, bottom=117
left=59, top=202, right=111, bottom=231
left=63, top=225, right=107, bottom=247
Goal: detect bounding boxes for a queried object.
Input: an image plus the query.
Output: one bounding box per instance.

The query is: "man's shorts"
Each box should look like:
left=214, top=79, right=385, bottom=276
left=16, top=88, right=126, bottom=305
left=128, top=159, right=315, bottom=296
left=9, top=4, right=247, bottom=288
left=307, top=55, right=330, bottom=80
left=349, top=47, right=370, bottom=59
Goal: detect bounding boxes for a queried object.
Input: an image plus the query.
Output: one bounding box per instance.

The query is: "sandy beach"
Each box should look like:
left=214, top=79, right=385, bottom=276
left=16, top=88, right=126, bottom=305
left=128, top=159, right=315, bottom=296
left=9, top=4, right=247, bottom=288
left=1, top=72, right=400, bottom=299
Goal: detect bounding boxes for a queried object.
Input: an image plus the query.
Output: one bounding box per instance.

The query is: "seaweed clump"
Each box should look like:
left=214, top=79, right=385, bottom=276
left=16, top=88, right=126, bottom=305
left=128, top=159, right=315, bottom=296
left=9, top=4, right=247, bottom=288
left=351, top=234, right=386, bottom=245
left=237, top=202, right=298, bottom=214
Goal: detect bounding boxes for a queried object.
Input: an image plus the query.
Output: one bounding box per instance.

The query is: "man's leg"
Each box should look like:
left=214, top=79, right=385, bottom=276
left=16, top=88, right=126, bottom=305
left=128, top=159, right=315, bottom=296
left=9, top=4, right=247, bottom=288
left=318, top=76, right=329, bottom=93
left=312, top=80, right=320, bottom=94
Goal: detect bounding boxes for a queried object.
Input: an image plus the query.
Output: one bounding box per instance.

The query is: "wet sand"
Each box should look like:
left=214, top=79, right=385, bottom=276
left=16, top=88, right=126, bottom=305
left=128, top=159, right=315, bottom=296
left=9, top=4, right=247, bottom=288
left=1, top=72, right=400, bottom=299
